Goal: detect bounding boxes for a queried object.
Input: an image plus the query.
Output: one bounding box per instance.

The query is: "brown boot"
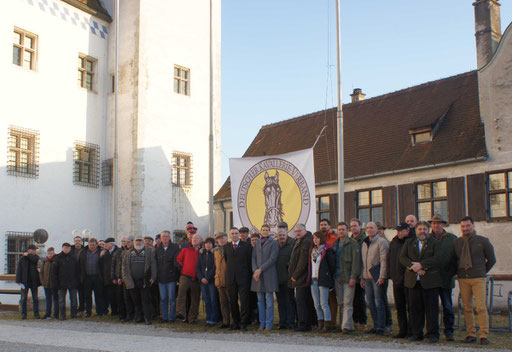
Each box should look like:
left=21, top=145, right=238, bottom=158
left=317, top=320, right=324, bottom=331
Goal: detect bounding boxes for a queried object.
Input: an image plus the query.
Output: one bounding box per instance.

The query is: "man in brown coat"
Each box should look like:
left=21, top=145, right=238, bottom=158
left=288, top=223, right=314, bottom=332
left=214, top=232, right=230, bottom=328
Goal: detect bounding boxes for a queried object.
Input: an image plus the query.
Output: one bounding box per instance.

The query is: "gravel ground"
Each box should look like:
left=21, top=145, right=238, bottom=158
left=0, top=319, right=509, bottom=352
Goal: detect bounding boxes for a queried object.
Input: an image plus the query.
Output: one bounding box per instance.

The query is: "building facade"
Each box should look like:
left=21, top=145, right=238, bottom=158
left=1, top=0, right=221, bottom=281
left=214, top=0, right=512, bottom=305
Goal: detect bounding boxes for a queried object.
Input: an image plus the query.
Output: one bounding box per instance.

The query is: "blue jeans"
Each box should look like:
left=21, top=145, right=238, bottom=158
left=201, top=282, right=219, bottom=324
left=364, top=279, right=386, bottom=330
left=257, top=292, right=274, bottom=328
left=20, top=286, right=39, bottom=318
left=158, top=282, right=177, bottom=321
left=44, top=287, right=59, bottom=318
left=439, top=287, right=454, bottom=335
left=310, top=279, right=331, bottom=321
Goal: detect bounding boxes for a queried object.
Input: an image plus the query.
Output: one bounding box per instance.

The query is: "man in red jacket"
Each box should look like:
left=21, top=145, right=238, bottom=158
left=176, top=234, right=201, bottom=323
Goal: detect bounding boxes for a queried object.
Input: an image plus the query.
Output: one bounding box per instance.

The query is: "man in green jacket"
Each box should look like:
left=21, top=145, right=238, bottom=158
left=400, top=221, right=442, bottom=343
left=332, top=222, right=361, bottom=333
left=429, top=214, right=457, bottom=341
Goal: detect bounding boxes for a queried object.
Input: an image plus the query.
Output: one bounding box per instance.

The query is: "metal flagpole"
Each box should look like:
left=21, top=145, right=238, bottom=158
left=208, top=0, right=215, bottom=237
left=113, top=0, right=120, bottom=239
left=335, top=0, right=344, bottom=222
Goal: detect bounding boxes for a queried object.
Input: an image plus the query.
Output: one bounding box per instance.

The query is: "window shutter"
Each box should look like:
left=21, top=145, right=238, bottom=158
left=329, top=193, right=339, bottom=225
left=467, top=173, right=486, bottom=221
left=398, top=183, right=415, bottom=222
left=344, top=191, right=356, bottom=222
left=382, top=186, right=397, bottom=228
left=447, top=177, right=466, bottom=223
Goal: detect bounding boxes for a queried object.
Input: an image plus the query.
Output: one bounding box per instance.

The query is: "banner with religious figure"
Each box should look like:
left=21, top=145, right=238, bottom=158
left=229, top=149, right=316, bottom=235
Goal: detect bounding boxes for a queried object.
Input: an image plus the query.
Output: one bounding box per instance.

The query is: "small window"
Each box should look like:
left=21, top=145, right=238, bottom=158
left=416, top=180, right=447, bottom=221
left=173, top=65, right=190, bottom=95
left=316, top=195, right=330, bottom=224
left=172, top=152, right=192, bottom=186
left=13, top=28, right=37, bottom=70
left=73, top=141, right=100, bottom=188
left=7, top=126, right=39, bottom=178
left=6, top=232, right=34, bottom=274
left=356, top=188, right=383, bottom=225
left=488, top=170, right=512, bottom=219
left=78, top=54, right=96, bottom=91
left=101, top=158, right=113, bottom=186
left=409, top=128, right=432, bottom=146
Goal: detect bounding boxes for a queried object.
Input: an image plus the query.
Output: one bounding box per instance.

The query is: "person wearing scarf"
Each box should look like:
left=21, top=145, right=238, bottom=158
left=453, top=216, right=496, bottom=345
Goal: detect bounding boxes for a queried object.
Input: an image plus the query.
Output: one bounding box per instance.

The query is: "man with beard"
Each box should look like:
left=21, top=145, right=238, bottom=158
left=400, top=221, right=442, bottom=343
left=350, top=218, right=367, bottom=330
left=122, top=235, right=157, bottom=325
left=429, top=214, right=457, bottom=341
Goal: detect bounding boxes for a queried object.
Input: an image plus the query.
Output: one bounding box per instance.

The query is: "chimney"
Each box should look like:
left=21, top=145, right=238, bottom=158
left=473, top=0, right=502, bottom=69
left=350, top=88, right=366, bottom=103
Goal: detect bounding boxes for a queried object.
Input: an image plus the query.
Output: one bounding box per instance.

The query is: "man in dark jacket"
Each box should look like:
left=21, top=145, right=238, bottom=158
left=155, top=230, right=180, bottom=323
left=349, top=218, right=367, bottom=329
left=111, top=236, right=128, bottom=320
left=400, top=221, right=442, bottom=343
left=197, top=237, right=218, bottom=326
left=16, top=244, right=40, bottom=319
left=453, top=216, right=496, bottom=345
left=78, top=237, right=105, bottom=317
left=288, top=224, right=314, bottom=332
left=40, top=247, right=59, bottom=320
left=388, top=223, right=414, bottom=338
left=100, top=238, right=120, bottom=317
left=275, top=228, right=296, bottom=329
left=53, top=242, right=80, bottom=319
left=70, top=235, right=85, bottom=314
left=224, top=227, right=253, bottom=331
left=429, top=214, right=457, bottom=341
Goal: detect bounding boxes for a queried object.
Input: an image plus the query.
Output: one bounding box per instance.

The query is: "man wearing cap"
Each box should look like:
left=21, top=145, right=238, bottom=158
left=122, top=235, right=157, bottom=325
left=213, top=232, right=231, bottom=328
left=429, top=214, right=457, bottom=341
left=53, top=243, right=80, bottom=319
left=16, top=244, right=41, bottom=319
left=181, top=222, right=197, bottom=249
left=388, top=222, right=414, bottom=338
left=144, top=235, right=159, bottom=319
left=100, top=238, right=120, bottom=317
left=239, top=227, right=250, bottom=242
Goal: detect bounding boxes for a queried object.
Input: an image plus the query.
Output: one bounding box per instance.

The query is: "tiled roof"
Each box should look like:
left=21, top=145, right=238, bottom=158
left=62, top=0, right=112, bottom=22
left=215, top=71, right=487, bottom=200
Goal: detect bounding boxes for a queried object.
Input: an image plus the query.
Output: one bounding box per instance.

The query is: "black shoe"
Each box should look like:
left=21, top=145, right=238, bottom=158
left=168, top=319, right=175, bottom=323
left=241, top=325, right=248, bottom=331
left=21, top=315, right=27, bottom=320
left=175, top=314, right=185, bottom=320
left=229, top=324, right=240, bottom=330
left=374, top=329, right=384, bottom=336
left=278, top=326, right=288, bottom=330
left=428, top=336, right=439, bottom=343
left=365, top=328, right=377, bottom=334
left=463, top=336, right=477, bottom=343
left=342, top=329, right=353, bottom=334
left=158, top=318, right=166, bottom=324
left=409, top=336, right=424, bottom=342
left=445, top=334, right=454, bottom=341
left=85, top=313, right=92, bottom=318
left=393, top=332, right=407, bottom=339
left=34, top=315, right=41, bottom=320
left=294, top=326, right=312, bottom=332
left=123, top=317, right=133, bottom=323
left=60, top=317, right=66, bottom=321
left=220, top=324, right=229, bottom=329
left=480, top=338, right=491, bottom=345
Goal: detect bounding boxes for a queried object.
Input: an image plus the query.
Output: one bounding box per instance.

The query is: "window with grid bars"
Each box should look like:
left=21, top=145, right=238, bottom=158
left=173, top=66, right=190, bottom=95
left=73, top=141, right=100, bottom=188
left=102, top=158, right=113, bottom=186
left=78, top=54, right=96, bottom=91
left=5, top=232, right=34, bottom=275
left=317, top=195, right=330, bottom=224
left=172, top=153, right=192, bottom=186
left=13, top=28, right=37, bottom=70
left=7, top=126, right=39, bottom=178
left=488, top=171, right=512, bottom=219
left=416, top=180, right=448, bottom=221
left=357, top=188, right=383, bottom=225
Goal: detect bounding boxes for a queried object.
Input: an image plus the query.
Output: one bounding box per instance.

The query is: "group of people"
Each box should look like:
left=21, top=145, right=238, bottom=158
left=15, top=215, right=496, bottom=345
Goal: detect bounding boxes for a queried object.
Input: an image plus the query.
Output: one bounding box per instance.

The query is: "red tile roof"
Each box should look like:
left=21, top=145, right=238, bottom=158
left=215, top=71, right=486, bottom=200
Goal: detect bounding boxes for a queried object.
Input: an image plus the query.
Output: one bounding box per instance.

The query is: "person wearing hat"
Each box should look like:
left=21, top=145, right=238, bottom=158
left=213, top=232, right=231, bottom=328
left=239, top=227, right=250, bottom=242
left=122, top=235, right=157, bottom=325
left=16, top=244, right=41, bottom=319
left=181, top=222, right=198, bottom=249
left=155, top=234, right=161, bottom=247
left=100, top=238, right=121, bottom=317
left=388, top=222, right=414, bottom=338
left=429, top=214, right=457, bottom=341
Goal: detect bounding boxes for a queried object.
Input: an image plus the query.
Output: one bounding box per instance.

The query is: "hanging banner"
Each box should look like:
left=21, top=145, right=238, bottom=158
left=229, top=149, right=316, bottom=235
